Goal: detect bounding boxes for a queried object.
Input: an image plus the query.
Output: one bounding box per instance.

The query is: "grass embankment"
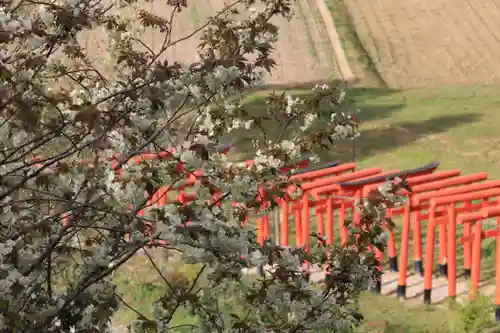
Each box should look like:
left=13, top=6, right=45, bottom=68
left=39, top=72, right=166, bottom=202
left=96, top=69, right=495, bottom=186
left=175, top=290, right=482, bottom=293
left=324, top=0, right=384, bottom=87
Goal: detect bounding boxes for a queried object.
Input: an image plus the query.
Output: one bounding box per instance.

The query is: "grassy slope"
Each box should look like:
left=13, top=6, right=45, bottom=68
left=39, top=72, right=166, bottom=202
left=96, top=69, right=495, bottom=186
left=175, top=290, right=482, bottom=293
left=344, top=84, right=500, bottom=175
left=243, top=83, right=500, bottom=178
left=324, top=0, right=383, bottom=87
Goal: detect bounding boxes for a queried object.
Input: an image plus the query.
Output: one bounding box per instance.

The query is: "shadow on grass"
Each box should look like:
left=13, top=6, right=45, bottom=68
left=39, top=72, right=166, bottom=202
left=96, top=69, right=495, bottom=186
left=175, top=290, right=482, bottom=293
left=236, top=81, right=483, bottom=165
left=329, top=113, right=483, bottom=163
left=227, top=82, right=405, bottom=161
left=246, top=80, right=402, bottom=123
left=249, top=79, right=398, bottom=94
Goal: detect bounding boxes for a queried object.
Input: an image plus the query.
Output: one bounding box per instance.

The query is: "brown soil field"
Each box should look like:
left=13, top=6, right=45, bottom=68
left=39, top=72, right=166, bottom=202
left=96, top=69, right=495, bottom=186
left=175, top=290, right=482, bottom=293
left=81, top=0, right=340, bottom=86
left=345, top=0, right=500, bottom=88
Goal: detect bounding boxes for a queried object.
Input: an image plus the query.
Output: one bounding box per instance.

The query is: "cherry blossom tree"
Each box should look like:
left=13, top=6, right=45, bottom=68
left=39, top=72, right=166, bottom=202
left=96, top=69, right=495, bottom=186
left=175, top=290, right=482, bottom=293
left=0, top=0, right=402, bottom=332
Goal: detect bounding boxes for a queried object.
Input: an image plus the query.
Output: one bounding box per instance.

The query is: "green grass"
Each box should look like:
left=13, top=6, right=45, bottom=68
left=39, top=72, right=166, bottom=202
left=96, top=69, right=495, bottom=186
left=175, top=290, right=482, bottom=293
left=343, top=84, right=500, bottom=176
left=235, top=83, right=500, bottom=177
left=355, top=292, right=499, bottom=333
left=112, top=258, right=500, bottom=333
left=112, top=249, right=201, bottom=327
left=339, top=84, right=500, bottom=331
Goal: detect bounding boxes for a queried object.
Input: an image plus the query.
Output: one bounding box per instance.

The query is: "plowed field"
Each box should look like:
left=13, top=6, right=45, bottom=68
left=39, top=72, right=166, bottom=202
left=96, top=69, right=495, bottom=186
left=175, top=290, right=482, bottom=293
left=82, top=0, right=340, bottom=85
left=345, top=0, right=500, bottom=87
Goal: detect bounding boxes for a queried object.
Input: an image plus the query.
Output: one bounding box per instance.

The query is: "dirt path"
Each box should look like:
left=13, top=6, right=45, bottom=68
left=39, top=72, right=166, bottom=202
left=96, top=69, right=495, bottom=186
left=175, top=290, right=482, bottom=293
left=314, top=0, right=355, bottom=83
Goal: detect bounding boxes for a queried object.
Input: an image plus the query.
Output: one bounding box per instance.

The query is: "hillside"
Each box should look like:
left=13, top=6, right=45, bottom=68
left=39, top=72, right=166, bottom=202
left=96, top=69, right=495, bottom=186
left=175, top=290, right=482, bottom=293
left=340, top=0, right=500, bottom=88
left=80, top=0, right=340, bottom=86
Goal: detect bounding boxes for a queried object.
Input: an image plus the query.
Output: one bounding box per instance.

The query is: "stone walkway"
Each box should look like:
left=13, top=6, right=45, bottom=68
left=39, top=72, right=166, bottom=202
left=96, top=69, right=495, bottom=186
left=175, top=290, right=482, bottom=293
left=247, top=264, right=486, bottom=306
